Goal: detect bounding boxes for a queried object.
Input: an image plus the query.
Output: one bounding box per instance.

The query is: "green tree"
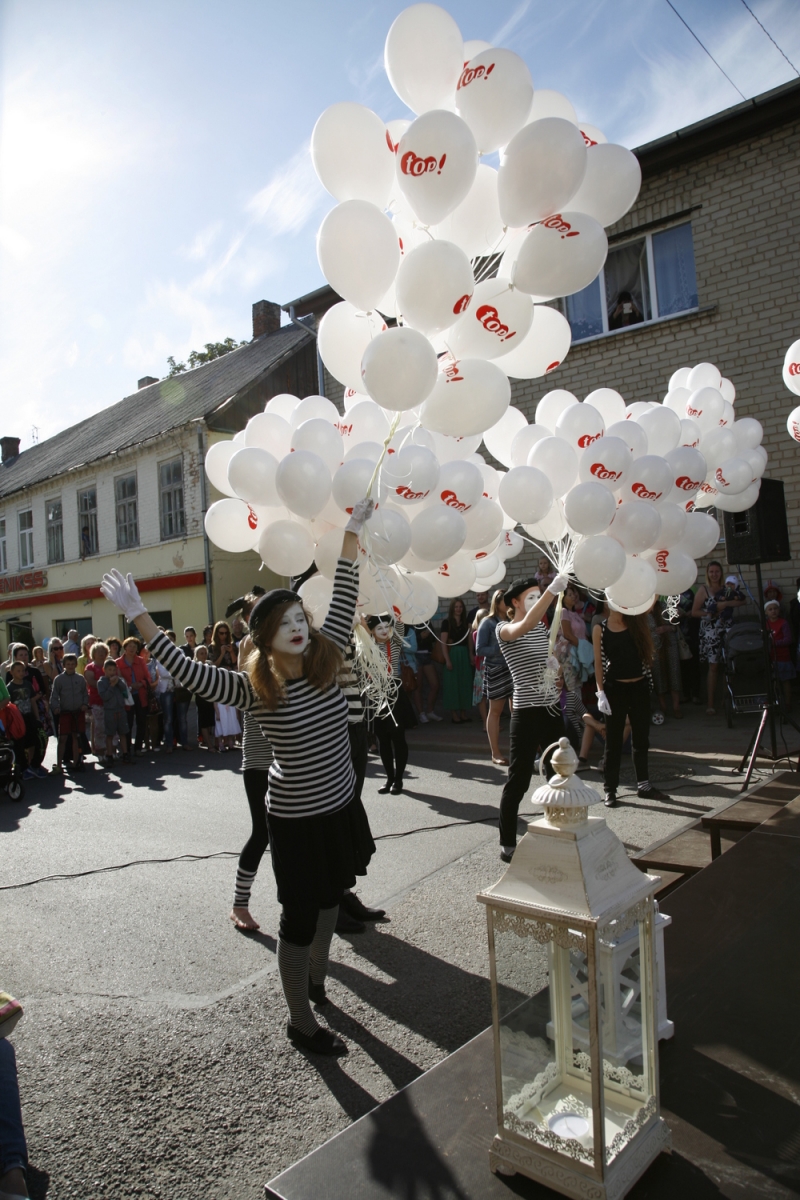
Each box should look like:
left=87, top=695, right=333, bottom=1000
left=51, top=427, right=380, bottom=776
left=166, top=336, right=247, bottom=377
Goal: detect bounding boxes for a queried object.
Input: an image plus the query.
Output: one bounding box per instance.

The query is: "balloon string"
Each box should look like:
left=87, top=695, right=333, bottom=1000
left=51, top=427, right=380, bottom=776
left=366, top=411, right=403, bottom=500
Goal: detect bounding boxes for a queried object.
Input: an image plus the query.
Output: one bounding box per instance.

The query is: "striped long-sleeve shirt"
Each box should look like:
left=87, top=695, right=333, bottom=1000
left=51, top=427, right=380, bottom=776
left=147, top=558, right=358, bottom=817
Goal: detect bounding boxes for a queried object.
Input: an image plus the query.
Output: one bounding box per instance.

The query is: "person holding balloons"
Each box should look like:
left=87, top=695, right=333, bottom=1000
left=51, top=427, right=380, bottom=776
left=496, top=573, right=569, bottom=862
left=100, top=499, right=375, bottom=1058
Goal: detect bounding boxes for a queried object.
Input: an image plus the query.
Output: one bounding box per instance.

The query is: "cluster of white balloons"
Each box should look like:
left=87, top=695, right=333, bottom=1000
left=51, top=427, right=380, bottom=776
left=313, top=1, right=643, bottom=413
left=783, top=338, right=800, bottom=443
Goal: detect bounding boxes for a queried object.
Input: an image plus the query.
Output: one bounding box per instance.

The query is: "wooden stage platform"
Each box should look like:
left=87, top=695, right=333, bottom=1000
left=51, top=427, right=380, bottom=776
left=266, top=799, right=800, bottom=1200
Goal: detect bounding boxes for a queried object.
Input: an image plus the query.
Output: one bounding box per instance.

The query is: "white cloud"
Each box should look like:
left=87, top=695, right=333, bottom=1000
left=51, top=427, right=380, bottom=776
left=0, top=224, right=31, bottom=260
left=181, top=221, right=224, bottom=262
left=492, top=2, right=533, bottom=49
left=246, top=142, right=325, bottom=236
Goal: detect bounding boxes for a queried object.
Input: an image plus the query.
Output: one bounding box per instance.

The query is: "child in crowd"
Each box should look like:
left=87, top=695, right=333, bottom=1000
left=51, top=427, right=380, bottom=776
left=97, top=659, right=132, bottom=765
left=193, top=645, right=217, bottom=750
left=50, top=654, right=89, bottom=774
left=534, top=556, right=556, bottom=593
left=766, top=599, right=795, bottom=708
left=6, top=661, right=46, bottom=779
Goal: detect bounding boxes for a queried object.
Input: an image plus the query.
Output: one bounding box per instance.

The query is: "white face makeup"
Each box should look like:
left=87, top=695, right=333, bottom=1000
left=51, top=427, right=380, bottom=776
left=373, top=621, right=392, bottom=642
left=271, top=603, right=309, bottom=656
left=522, top=588, right=542, bottom=611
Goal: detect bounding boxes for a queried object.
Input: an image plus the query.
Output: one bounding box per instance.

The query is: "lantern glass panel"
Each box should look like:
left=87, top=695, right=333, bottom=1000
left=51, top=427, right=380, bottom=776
left=492, top=910, right=597, bottom=1168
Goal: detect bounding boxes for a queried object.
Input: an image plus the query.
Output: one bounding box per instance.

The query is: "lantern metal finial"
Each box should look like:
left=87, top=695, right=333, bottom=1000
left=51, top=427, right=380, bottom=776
left=533, top=738, right=604, bottom=828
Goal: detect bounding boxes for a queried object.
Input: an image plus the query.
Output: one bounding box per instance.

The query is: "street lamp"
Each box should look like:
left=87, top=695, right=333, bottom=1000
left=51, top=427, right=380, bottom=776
left=478, top=739, right=671, bottom=1199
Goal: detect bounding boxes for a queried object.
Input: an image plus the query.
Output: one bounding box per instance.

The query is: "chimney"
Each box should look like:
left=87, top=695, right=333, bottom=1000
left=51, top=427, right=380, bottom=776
left=252, top=300, right=281, bottom=339
left=138, top=376, right=158, bottom=389
left=1, top=436, right=21, bottom=464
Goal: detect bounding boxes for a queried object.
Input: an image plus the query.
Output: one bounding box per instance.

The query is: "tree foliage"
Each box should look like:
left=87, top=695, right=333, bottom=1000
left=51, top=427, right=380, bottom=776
left=166, top=337, right=247, bottom=377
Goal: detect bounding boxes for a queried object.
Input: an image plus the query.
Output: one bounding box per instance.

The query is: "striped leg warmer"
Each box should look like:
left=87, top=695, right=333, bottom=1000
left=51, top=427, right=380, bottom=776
left=277, top=938, right=318, bottom=1038
left=309, top=905, right=339, bottom=987
left=233, top=867, right=258, bottom=909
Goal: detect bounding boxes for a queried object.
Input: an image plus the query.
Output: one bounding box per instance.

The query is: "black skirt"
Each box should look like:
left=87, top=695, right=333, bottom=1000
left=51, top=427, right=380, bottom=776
left=267, top=795, right=375, bottom=910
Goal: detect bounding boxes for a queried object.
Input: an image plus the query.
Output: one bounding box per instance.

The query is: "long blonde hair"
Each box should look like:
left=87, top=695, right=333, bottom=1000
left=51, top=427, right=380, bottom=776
left=488, top=588, right=508, bottom=620
left=245, top=599, right=343, bottom=710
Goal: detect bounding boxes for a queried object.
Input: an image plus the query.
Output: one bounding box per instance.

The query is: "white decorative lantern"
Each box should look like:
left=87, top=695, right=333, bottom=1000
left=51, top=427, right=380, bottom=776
left=478, top=739, right=671, bottom=1198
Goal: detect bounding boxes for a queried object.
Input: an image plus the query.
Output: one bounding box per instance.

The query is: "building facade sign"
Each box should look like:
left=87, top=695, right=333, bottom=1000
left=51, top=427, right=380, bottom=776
left=0, top=570, right=48, bottom=595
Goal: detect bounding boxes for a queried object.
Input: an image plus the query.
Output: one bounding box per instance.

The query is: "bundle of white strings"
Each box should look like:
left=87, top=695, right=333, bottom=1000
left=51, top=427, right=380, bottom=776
left=352, top=622, right=399, bottom=718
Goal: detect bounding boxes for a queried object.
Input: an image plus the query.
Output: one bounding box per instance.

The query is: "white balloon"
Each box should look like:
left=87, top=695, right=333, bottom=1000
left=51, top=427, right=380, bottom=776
left=345, top=440, right=382, bottom=464
left=625, top=401, right=652, bottom=422
left=510, top=423, right=550, bottom=466
left=420, top=357, right=511, bottom=436
left=607, top=557, right=658, bottom=609
left=428, top=429, right=482, bottom=463
left=314, top=527, right=349, bottom=580
left=311, top=102, right=394, bottom=208
left=338, top=399, right=390, bottom=453
left=563, top=143, right=641, bottom=227
left=396, top=110, right=478, bottom=225
left=205, top=440, right=238, bottom=497
left=719, top=401, right=735, bottom=428
left=232, top=430, right=247, bottom=447
left=410, top=504, right=467, bottom=560
left=623, top=454, right=673, bottom=504
left=291, top=395, right=340, bottom=428
left=276, top=450, right=332, bottom=518
left=455, top=47, right=533, bottom=153
left=431, top=163, right=504, bottom=257
left=396, top=239, right=474, bottom=334
left=528, top=89, right=578, bottom=126
left=665, top=445, right=707, bottom=501
left=361, top=326, right=438, bottom=411
left=384, top=3, right=464, bottom=115
left=527, top=436, right=578, bottom=497
left=496, top=304, right=572, bottom=380
left=698, top=428, right=736, bottom=471
left=446, top=276, right=533, bottom=361
left=653, top=501, right=687, bottom=548
left=712, top=456, right=753, bottom=496
left=317, top=200, right=400, bottom=311
left=608, top=595, right=658, bottom=616
left=368, top=508, right=413, bottom=566
left=291, top=419, right=343, bottom=473
left=436, top=458, right=484, bottom=512
left=393, top=573, right=438, bottom=624
left=498, top=466, right=554, bottom=524
left=204, top=497, right=262, bottom=552
left=677, top=512, right=720, bottom=559
left=685, top=386, right=724, bottom=433
left=498, top=117, right=587, bottom=227
left=382, top=444, right=440, bottom=505
left=244, top=412, right=293, bottom=460
left=257, top=520, right=315, bottom=576
left=714, top=481, right=760, bottom=513
left=608, top=500, right=661, bottom=554
left=483, top=405, right=527, bottom=466
left=473, top=551, right=500, bottom=579
left=265, top=393, right=301, bottom=420
left=317, top=303, right=387, bottom=393
left=331, top=458, right=376, bottom=513
left=584, top=387, right=626, bottom=426
left=579, top=122, right=607, bottom=147
left=564, top=481, right=616, bottom=534
left=668, top=367, right=692, bottom=391
left=678, top=418, right=702, bottom=448
left=787, top=406, right=800, bottom=443
left=663, top=386, right=691, bottom=416
left=606, top=419, right=647, bottom=459
left=731, top=417, right=764, bottom=451
left=524, top=499, right=568, bottom=543
left=497, top=529, right=525, bottom=559
left=638, top=405, right=681, bottom=456
left=554, top=401, right=605, bottom=454
left=687, top=362, right=721, bottom=391
left=513, top=211, right=607, bottom=299
left=643, top=547, right=697, bottom=595
left=578, top=436, right=630, bottom=491
left=462, top=497, right=505, bottom=549
left=783, top=339, right=800, bottom=397
left=227, top=447, right=279, bottom=507
left=536, top=389, right=578, bottom=431
left=741, top=445, right=767, bottom=481
left=419, top=554, right=476, bottom=598
left=573, top=534, right=626, bottom=590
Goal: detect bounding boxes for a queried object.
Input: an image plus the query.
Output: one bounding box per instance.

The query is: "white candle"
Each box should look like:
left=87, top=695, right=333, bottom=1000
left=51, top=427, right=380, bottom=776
left=548, top=1113, right=590, bottom=1140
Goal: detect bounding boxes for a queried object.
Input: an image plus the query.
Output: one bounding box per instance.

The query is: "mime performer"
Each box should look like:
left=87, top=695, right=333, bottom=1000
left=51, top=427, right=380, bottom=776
left=101, top=500, right=374, bottom=1057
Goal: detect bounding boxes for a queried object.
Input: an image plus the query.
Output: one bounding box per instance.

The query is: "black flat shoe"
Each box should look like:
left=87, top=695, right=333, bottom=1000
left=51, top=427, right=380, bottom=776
left=335, top=909, right=365, bottom=934
left=604, top=792, right=618, bottom=808
left=308, top=978, right=328, bottom=1005
left=287, top=1022, right=347, bottom=1056
left=638, top=786, right=670, bottom=801
left=500, top=849, right=514, bottom=863
left=341, top=892, right=386, bottom=921
left=390, top=782, right=403, bottom=794
left=377, top=781, right=393, bottom=794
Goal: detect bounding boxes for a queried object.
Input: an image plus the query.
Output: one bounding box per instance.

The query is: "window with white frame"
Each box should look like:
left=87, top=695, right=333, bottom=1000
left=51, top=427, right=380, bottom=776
left=0, top=518, right=6, bottom=573
left=18, top=509, right=33, bottom=568
left=159, top=457, right=185, bottom=540
left=563, top=221, right=699, bottom=342
left=78, top=487, right=98, bottom=557
left=46, top=497, right=64, bottom=564
left=115, top=474, right=139, bottom=549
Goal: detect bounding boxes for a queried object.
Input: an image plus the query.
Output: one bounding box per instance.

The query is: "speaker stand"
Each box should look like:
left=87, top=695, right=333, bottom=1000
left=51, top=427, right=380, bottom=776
left=733, top=562, right=800, bottom=791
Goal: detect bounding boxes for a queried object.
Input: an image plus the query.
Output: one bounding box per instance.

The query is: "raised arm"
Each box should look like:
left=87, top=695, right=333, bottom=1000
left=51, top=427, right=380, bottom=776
left=319, top=500, right=373, bottom=651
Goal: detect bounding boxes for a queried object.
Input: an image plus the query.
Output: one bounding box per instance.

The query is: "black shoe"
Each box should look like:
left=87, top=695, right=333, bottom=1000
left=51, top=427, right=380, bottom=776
left=638, top=786, right=669, bottom=801
left=500, top=849, right=514, bottom=863
left=286, top=1022, right=347, bottom=1056
left=308, top=978, right=328, bottom=1005
left=377, top=781, right=394, bottom=794
left=341, top=892, right=386, bottom=921
left=604, top=792, right=618, bottom=808
left=335, top=909, right=365, bottom=934
left=390, top=781, right=403, bottom=794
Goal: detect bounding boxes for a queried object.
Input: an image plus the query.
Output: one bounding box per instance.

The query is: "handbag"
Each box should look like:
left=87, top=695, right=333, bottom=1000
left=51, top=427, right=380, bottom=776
left=430, top=639, right=445, bottom=665
left=676, top=628, right=693, bottom=661
left=401, top=663, right=418, bottom=693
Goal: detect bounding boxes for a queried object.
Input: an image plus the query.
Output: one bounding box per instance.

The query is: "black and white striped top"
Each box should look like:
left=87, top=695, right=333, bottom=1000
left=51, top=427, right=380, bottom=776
left=241, top=711, right=274, bottom=770
left=339, top=637, right=364, bottom=725
left=496, top=620, right=557, bottom=709
left=147, top=558, right=358, bottom=817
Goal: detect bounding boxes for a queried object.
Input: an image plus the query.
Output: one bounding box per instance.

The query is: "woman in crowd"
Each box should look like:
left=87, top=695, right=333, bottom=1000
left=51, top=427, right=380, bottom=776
left=471, top=608, right=489, bottom=727
left=496, top=575, right=568, bottom=861
left=476, top=589, right=514, bottom=765
left=192, top=645, right=217, bottom=750
left=42, top=638, right=64, bottom=688
left=593, top=604, right=670, bottom=809
left=83, top=640, right=109, bottom=757
left=412, top=623, right=441, bottom=722
left=368, top=613, right=414, bottom=794
left=153, top=651, right=175, bottom=752
left=210, top=621, right=240, bottom=750
left=106, top=637, right=122, bottom=660
left=691, top=562, right=745, bottom=714
left=76, top=634, right=95, bottom=675
left=101, top=499, right=374, bottom=1056
left=116, top=637, right=152, bottom=755
left=441, top=597, right=474, bottom=724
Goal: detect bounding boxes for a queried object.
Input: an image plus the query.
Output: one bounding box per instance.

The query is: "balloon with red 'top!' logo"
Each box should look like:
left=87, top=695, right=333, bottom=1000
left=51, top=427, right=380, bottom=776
left=577, top=436, right=630, bottom=491
left=446, top=276, right=533, bottom=361
left=787, top=405, right=800, bottom=444
left=622, top=455, right=673, bottom=504
left=420, top=357, right=511, bottom=437
left=395, top=110, right=478, bottom=226
left=664, top=446, right=707, bottom=500
left=455, top=47, right=533, bottom=153
left=395, top=238, right=474, bottom=335
left=783, top=339, right=800, bottom=398
left=554, top=400, right=605, bottom=454
left=642, top=547, right=697, bottom=594
left=512, top=211, right=608, bottom=301
left=435, top=458, right=484, bottom=513
left=497, top=117, right=587, bottom=228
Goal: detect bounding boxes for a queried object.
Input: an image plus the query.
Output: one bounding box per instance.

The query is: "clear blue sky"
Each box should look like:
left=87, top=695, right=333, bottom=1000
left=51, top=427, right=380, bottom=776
left=1, top=0, right=798, bottom=445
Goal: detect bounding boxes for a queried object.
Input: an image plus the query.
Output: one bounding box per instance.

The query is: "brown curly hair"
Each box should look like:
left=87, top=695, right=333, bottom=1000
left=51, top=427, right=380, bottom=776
left=245, top=599, right=344, bottom=710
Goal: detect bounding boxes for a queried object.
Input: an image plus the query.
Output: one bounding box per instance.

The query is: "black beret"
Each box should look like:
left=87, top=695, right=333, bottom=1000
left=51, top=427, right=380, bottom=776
left=249, top=589, right=301, bottom=635
left=502, top=577, right=540, bottom=607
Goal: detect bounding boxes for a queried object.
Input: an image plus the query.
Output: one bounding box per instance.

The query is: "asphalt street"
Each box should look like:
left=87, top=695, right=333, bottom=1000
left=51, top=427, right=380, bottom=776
left=1, top=709, right=789, bottom=1199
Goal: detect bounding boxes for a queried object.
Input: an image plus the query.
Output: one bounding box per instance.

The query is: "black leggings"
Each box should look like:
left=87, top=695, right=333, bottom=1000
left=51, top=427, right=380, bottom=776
left=375, top=715, right=408, bottom=784
left=239, top=768, right=270, bottom=873
left=128, top=696, right=148, bottom=752
left=348, top=722, right=368, bottom=803
left=499, top=704, right=565, bottom=847
left=604, top=678, right=650, bottom=793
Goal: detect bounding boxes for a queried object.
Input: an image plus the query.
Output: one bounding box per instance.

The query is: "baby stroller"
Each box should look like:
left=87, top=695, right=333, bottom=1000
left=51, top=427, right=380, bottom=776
left=0, top=737, right=25, bottom=802
left=722, top=621, right=769, bottom=729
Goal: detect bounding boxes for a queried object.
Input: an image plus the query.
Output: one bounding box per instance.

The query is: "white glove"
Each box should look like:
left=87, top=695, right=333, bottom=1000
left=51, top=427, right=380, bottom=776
left=596, top=690, right=612, bottom=716
left=547, top=573, right=569, bottom=596
left=345, top=497, right=375, bottom=534
left=100, top=569, right=147, bottom=622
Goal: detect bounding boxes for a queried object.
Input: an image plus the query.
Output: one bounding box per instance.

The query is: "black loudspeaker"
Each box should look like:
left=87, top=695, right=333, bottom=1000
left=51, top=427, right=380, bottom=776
left=722, top=477, right=791, bottom=565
